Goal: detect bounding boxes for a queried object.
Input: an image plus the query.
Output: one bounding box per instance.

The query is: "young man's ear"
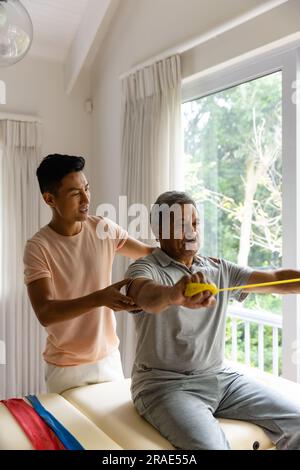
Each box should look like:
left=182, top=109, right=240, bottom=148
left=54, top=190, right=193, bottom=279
left=43, top=192, right=56, bottom=208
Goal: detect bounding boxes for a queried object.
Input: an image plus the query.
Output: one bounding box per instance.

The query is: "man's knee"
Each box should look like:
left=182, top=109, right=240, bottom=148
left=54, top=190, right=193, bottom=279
left=277, top=414, right=300, bottom=450
left=144, top=409, right=230, bottom=449
left=134, top=392, right=230, bottom=450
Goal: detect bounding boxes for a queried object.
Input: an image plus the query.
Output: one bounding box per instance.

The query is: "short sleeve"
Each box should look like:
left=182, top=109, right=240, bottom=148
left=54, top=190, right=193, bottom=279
left=124, top=259, right=160, bottom=314
left=96, top=217, right=128, bottom=252
left=23, top=241, right=51, bottom=285
left=125, top=258, right=160, bottom=294
left=220, top=259, right=253, bottom=302
left=125, top=259, right=160, bottom=283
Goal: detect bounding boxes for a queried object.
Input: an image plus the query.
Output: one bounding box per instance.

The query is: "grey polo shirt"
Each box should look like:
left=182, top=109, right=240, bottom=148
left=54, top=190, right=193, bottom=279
left=125, top=248, right=253, bottom=400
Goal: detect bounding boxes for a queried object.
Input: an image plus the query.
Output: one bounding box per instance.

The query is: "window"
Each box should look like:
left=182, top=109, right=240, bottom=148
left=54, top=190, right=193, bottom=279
left=182, top=48, right=300, bottom=380
left=0, top=145, right=2, bottom=300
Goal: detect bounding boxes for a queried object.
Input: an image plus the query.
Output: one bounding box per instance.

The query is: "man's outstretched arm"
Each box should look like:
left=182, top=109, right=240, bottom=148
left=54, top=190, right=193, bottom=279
left=242, top=269, right=300, bottom=294
left=127, top=272, right=216, bottom=314
left=27, top=277, right=137, bottom=327
left=117, top=236, right=154, bottom=260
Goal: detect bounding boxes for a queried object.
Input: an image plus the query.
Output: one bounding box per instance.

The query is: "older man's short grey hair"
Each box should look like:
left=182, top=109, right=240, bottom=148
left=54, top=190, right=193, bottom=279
left=153, top=191, right=196, bottom=208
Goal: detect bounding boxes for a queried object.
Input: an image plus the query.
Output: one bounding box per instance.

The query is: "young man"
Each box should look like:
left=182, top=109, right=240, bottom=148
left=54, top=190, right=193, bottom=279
left=24, top=154, right=154, bottom=394
left=125, top=190, right=300, bottom=450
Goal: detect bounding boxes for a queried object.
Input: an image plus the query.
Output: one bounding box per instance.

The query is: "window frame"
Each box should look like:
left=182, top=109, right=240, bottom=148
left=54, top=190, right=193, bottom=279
left=182, top=46, right=300, bottom=382
left=0, top=80, right=5, bottom=105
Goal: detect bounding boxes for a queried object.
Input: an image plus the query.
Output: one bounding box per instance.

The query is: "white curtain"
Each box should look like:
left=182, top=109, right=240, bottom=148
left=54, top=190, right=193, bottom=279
left=0, top=120, right=45, bottom=399
left=116, top=55, right=183, bottom=377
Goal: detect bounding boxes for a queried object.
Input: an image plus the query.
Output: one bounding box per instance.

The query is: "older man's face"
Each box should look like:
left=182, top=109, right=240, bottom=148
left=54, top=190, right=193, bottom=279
left=160, top=203, right=201, bottom=258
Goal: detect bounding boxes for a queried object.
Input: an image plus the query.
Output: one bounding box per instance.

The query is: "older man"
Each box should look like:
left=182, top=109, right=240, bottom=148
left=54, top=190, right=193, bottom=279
left=125, top=190, right=300, bottom=450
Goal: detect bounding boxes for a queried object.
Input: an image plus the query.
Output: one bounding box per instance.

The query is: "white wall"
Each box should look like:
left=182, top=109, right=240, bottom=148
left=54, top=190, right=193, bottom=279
left=0, top=56, right=92, bottom=225
left=90, top=0, right=298, bottom=213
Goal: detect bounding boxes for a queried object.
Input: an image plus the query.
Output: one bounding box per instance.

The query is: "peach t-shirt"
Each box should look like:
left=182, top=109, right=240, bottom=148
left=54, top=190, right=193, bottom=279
left=23, top=216, right=128, bottom=366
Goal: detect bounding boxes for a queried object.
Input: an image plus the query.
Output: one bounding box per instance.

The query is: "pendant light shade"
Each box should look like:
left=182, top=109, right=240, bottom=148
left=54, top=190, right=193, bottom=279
left=0, top=0, right=33, bottom=67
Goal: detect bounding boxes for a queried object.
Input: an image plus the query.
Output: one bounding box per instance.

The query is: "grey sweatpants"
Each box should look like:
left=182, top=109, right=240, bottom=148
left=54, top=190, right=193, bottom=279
left=134, top=367, right=300, bottom=450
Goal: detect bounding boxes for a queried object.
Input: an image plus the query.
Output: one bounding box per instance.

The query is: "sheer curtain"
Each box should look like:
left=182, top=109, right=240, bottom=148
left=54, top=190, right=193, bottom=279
left=0, top=119, right=45, bottom=399
left=116, top=55, right=183, bottom=377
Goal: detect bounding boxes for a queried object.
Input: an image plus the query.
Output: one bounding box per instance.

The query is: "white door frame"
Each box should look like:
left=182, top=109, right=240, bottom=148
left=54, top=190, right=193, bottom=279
left=182, top=46, right=300, bottom=381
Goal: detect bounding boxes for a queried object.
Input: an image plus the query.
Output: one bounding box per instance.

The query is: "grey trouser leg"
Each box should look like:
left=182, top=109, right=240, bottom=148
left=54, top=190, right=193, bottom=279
left=134, top=375, right=231, bottom=450
left=215, top=369, right=300, bottom=450
left=134, top=368, right=300, bottom=450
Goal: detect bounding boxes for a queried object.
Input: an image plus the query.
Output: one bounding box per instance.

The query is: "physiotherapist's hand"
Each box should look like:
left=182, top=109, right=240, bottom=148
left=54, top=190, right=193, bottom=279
left=98, top=279, right=139, bottom=312
left=170, top=272, right=216, bottom=309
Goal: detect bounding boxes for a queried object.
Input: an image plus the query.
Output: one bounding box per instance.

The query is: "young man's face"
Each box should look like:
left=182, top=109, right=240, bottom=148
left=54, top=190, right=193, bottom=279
left=44, top=171, right=90, bottom=223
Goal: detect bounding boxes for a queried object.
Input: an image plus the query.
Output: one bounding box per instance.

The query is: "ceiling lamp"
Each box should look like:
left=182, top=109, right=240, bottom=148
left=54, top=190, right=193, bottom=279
left=0, top=0, right=33, bottom=67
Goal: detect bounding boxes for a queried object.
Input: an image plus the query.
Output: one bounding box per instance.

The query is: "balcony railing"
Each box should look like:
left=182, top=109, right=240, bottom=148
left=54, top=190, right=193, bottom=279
left=226, top=305, right=282, bottom=376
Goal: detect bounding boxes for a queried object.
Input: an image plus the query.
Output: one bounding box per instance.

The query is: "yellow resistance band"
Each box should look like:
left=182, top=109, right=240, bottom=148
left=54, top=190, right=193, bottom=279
left=184, top=278, right=300, bottom=297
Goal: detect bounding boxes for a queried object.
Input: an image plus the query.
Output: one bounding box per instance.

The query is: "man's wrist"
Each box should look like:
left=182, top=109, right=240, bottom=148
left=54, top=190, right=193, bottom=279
left=164, top=285, right=176, bottom=306
left=89, top=290, right=104, bottom=309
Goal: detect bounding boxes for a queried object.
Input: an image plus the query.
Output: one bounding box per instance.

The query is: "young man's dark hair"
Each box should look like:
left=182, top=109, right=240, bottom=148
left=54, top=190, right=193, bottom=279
left=36, top=154, right=85, bottom=195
